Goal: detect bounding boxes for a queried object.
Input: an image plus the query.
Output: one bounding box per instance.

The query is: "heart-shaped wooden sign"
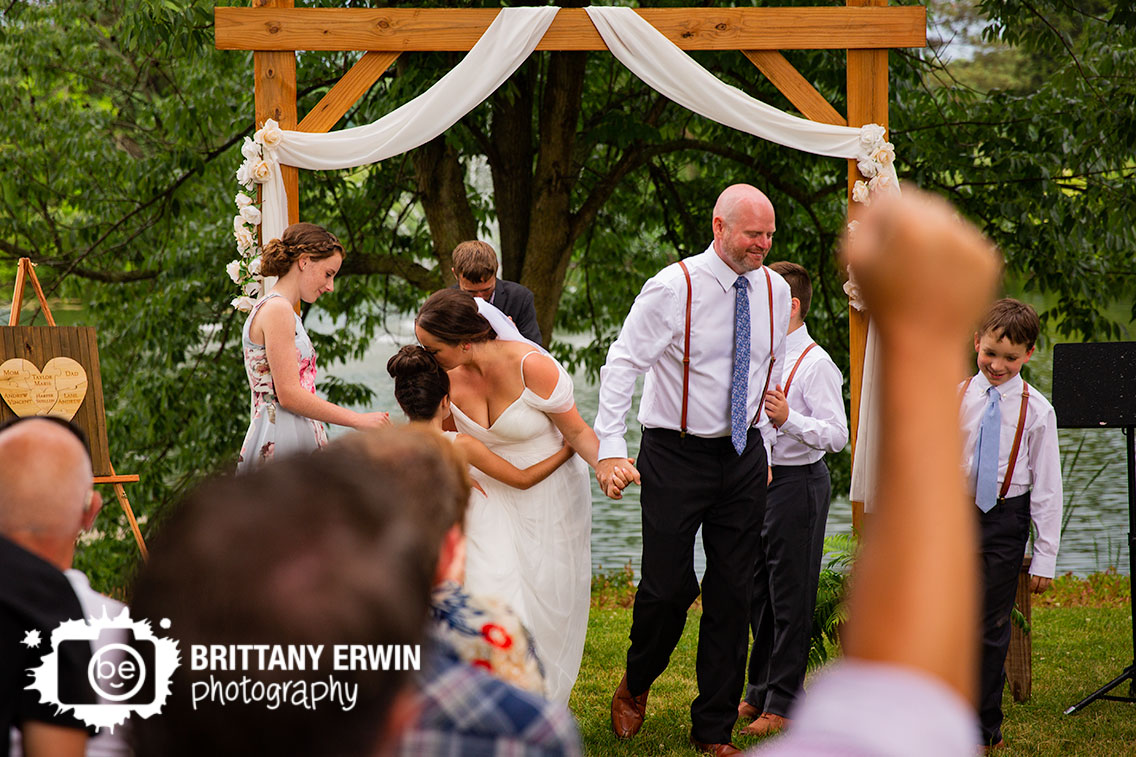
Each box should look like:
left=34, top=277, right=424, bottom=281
left=0, top=357, right=88, bottom=420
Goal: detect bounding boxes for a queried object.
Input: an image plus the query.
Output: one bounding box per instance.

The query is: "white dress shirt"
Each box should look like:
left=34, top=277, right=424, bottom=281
left=959, top=372, right=1063, bottom=577
left=595, top=245, right=791, bottom=462
left=770, top=325, right=848, bottom=466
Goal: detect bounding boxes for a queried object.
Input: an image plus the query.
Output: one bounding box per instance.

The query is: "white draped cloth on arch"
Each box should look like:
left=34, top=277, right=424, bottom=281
left=254, top=4, right=884, bottom=503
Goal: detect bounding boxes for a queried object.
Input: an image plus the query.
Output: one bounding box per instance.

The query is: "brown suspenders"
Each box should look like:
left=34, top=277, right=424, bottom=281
left=962, top=377, right=1031, bottom=503
left=678, top=260, right=694, bottom=435
left=676, top=260, right=775, bottom=435
left=772, top=341, right=817, bottom=430
left=782, top=342, right=817, bottom=398
left=751, top=268, right=777, bottom=428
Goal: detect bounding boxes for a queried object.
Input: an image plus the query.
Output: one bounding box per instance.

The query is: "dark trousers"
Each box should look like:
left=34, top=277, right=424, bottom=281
left=745, top=459, right=831, bottom=717
left=626, top=427, right=766, bottom=744
left=978, top=491, right=1031, bottom=746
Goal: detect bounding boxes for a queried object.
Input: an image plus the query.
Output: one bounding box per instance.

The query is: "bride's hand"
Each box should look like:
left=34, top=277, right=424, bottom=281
left=610, top=459, right=640, bottom=490
left=597, top=457, right=641, bottom=500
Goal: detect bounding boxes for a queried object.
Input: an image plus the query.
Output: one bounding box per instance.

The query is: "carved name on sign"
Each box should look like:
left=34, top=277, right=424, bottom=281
left=0, top=358, right=89, bottom=420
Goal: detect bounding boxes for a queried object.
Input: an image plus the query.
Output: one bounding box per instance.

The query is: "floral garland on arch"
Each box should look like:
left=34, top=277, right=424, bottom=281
left=226, top=119, right=284, bottom=312
left=842, top=123, right=901, bottom=312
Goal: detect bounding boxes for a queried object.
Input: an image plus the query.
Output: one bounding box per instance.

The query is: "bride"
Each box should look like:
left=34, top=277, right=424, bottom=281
left=414, top=289, right=627, bottom=703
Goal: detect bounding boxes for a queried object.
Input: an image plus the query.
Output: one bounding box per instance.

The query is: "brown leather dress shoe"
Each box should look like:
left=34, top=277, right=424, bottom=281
left=611, top=672, right=649, bottom=739
left=740, top=712, right=790, bottom=737
left=737, top=700, right=761, bottom=723
left=690, top=734, right=743, bottom=755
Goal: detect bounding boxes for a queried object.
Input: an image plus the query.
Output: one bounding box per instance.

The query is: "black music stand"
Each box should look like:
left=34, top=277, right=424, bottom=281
left=1052, top=342, right=1136, bottom=714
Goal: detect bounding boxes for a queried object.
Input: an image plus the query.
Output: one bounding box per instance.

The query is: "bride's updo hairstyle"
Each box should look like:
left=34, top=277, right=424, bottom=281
left=386, top=345, right=449, bottom=422
left=259, top=222, right=345, bottom=278
left=415, top=289, right=497, bottom=345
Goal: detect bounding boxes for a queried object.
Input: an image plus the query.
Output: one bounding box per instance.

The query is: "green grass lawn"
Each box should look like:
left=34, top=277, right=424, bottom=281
left=571, top=574, right=1136, bottom=756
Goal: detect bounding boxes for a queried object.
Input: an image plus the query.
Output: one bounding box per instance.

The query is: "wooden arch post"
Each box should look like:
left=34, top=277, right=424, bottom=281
left=222, top=4, right=923, bottom=528
left=846, top=0, right=889, bottom=529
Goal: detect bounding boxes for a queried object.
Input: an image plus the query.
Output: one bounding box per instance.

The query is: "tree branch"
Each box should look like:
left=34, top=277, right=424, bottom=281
left=48, top=128, right=248, bottom=290
left=1020, top=0, right=1105, bottom=106
left=0, top=241, right=160, bottom=283
left=339, top=252, right=443, bottom=291
left=570, top=137, right=834, bottom=245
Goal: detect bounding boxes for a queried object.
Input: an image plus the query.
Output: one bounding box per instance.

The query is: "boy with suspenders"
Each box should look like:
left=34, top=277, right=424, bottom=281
left=739, top=261, right=849, bottom=737
left=959, top=298, right=1062, bottom=750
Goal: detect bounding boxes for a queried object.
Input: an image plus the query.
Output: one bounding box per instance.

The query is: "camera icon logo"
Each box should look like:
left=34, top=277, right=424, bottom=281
left=26, top=609, right=180, bottom=731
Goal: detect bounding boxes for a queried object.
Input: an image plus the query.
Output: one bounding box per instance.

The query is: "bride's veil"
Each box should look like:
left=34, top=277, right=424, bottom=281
left=474, top=297, right=548, bottom=355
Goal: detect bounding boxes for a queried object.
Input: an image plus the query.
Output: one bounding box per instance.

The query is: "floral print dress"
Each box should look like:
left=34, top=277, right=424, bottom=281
left=237, top=293, right=328, bottom=472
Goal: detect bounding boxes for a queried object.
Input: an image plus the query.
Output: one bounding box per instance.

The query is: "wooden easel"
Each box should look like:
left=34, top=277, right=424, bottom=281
left=5, top=258, right=148, bottom=558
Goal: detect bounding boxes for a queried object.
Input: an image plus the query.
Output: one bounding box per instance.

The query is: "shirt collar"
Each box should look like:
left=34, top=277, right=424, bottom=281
left=972, top=370, right=1023, bottom=398
left=786, top=324, right=812, bottom=351
left=703, top=242, right=762, bottom=293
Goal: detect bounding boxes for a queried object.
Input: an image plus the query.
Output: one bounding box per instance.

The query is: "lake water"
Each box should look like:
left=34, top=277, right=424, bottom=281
left=321, top=312, right=1132, bottom=578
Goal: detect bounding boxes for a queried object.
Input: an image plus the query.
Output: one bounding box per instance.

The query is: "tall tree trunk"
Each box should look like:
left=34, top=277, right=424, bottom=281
left=489, top=65, right=534, bottom=283
left=521, top=50, right=588, bottom=343
left=413, top=136, right=478, bottom=286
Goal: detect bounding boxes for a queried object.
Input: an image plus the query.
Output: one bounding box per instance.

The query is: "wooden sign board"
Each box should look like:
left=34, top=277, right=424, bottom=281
left=0, top=326, right=112, bottom=477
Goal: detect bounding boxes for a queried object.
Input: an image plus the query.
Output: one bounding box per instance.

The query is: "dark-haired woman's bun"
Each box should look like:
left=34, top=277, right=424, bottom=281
left=387, top=345, right=450, bottom=422
left=386, top=345, right=437, bottom=379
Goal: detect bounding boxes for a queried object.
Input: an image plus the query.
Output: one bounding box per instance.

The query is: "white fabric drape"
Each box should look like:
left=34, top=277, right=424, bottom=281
left=584, top=6, right=864, bottom=159
left=259, top=6, right=560, bottom=244
left=849, top=322, right=881, bottom=509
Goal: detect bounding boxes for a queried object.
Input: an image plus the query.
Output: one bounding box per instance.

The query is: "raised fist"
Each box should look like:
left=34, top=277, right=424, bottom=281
left=843, top=189, right=1002, bottom=346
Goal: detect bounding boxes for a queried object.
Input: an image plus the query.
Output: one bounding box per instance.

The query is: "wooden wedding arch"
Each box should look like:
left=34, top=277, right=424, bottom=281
left=214, top=1, right=928, bottom=526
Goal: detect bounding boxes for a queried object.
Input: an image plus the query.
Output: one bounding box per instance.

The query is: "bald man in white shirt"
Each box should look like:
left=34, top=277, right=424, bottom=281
left=595, top=184, right=791, bottom=756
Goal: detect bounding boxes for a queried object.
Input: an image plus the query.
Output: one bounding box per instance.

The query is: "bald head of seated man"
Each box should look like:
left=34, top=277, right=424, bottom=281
left=0, top=417, right=103, bottom=569
left=0, top=417, right=103, bottom=757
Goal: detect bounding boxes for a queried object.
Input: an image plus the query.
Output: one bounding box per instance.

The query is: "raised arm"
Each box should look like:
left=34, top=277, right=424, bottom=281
left=257, top=298, right=388, bottom=430
left=455, top=435, right=574, bottom=490
left=840, top=190, right=1001, bottom=703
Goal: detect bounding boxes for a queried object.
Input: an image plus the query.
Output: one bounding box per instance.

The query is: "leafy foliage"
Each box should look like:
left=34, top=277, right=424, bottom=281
left=808, top=532, right=857, bottom=671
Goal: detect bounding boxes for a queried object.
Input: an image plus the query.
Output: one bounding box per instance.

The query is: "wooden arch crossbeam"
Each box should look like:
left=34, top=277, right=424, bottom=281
left=214, top=0, right=927, bottom=527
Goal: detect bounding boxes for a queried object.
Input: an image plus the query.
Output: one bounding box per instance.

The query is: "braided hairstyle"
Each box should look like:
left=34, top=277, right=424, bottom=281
left=260, top=222, right=345, bottom=278
left=386, top=345, right=449, bottom=422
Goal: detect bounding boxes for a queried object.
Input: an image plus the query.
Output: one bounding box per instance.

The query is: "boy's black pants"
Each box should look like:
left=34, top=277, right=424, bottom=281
left=978, top=491, right=1031, bottom=746
left=745, top=459, right=831, bottom=717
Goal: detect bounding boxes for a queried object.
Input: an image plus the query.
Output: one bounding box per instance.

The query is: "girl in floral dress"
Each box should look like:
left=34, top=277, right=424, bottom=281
left=238, top=223, right=388, bottom=471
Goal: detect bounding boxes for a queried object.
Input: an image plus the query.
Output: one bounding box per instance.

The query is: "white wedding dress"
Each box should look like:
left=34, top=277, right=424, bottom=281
left=452, top=352, right=592, bottom=704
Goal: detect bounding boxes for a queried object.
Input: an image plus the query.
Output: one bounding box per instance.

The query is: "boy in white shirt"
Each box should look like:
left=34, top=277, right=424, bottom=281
left=959, top=297, right=1062, bottom=750
left=740, top=261, right=848, bottom=737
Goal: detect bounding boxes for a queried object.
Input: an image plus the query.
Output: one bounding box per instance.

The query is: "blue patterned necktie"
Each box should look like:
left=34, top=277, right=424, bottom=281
left=730, top=276, right=750, bottom=455
left=975, top=386, right=1002, bottom=512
